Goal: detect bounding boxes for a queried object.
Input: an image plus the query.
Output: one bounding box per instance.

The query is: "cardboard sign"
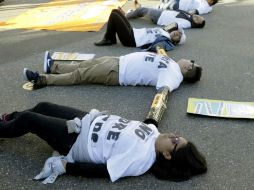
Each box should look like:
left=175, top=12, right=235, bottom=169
left=52, top=52, right=95, bottom=60
left=187, top=98, right=254, bottom=119
left=0, top=0, right=127, bottom=31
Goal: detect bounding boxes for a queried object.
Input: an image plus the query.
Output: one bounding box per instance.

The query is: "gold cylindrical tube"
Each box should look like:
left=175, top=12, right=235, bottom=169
left=145, top=87, right=169, bottom=125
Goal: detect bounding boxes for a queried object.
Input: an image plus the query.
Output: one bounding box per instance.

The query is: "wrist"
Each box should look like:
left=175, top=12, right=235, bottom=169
left=61, top=160, right=67, bottom=169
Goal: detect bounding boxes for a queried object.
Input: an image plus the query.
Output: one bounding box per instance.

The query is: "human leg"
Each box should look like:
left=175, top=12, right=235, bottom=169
left=2, top=102, right=86, bottom=123
left=30, top=102, right=87, bottom=119
left=23, top=68, right=79, bottom=86
left=44, top=57, right=120, bottom=86
left=51, top=57, right=112, bottom=74
left=126, top=7, right=149, bottom=19
left=95, top=9, right=136, bottom=47
left=44, top=51, right=102, bottom=74
left=24, top=56, right=120, bottom=86
left=50, top=61, right=86, bottom=74
left=0, top=111, right=77, bottom=154
left=108, top=9, right=136, bottom=46
left=126, top=7, right=162, bottom=24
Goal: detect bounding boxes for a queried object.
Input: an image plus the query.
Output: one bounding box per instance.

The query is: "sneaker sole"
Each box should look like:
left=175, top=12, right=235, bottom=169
left=23, top=68, right=29, bottom=81
left=44, top=50, right=49, bottom=73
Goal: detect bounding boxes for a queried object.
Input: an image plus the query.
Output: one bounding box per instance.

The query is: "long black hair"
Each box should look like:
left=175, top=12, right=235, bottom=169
left=151, top=141, right=207, bottom=181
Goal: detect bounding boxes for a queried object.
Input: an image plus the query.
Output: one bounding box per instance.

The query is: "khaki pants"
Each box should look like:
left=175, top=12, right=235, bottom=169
left=42, top=56, right=120, bottom=86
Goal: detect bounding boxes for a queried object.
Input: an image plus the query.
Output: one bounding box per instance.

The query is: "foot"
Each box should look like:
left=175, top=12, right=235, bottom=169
left=94, top=39, right=116, bottom=46
left=23, top=68, right=40, bottom=83
left=44, top=51, right=54, bottom=73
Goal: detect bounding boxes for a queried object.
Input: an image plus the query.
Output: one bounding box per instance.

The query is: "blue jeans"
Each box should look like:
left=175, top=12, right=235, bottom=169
left=126, top=7, right=162, bottom=24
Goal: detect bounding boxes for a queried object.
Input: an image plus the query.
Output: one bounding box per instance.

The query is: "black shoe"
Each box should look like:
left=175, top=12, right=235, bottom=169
left=94, top=39, right=116, bottom=46
left=1, top=112, right=18, bottom=122
left=0, top=113, right=8, bottom=123
left=23, top=68, right=40, bottom=83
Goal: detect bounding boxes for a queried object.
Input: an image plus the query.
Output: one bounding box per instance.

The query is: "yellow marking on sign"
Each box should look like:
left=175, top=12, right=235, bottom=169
left=0, top=0, right=127, bottom=31
left=187, top=98, right=254, bottom=119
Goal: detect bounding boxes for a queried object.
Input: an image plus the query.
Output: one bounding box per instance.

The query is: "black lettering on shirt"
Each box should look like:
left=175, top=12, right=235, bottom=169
left=112, top=122, right=127, bottom=130
left=158, top=61, right=167, bottom=68
left=93, top=122, right=102, bottom=132
left=102, top=115, right=110, bottom=121
left=119, top=118, right=130, bottom=124
left=146, top=29, right=153, bottom=34
left=92, top=133, right=98, bottom=143
left=145, top=53, right=156, bottom=63
left=139, top=124, right=153, bottom=135
left=135, top=124, right=153, bottom=140
left=91, top=120, right=106, bottom=143
left=145, top=56, right=155, bottom=63
left=107, top=131, right=120, bottom=141
left=161, top=56, right=170, bottom=64
left=135, top=129, right=145, bottom=140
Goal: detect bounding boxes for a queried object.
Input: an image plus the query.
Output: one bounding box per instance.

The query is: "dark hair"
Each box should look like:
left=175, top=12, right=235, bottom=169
left=184, top=65, right=202, bottom=83
left=191, top=18, right=206, bottom=28
left=151, top=142, right=207, bottom=182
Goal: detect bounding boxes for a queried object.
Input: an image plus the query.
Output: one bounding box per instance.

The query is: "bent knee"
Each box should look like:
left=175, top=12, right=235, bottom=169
left=33, top=102, right=53, bottom=111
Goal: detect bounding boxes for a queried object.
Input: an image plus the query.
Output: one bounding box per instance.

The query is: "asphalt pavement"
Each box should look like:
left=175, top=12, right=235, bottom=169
left=0, top=0, right=254, bottom=189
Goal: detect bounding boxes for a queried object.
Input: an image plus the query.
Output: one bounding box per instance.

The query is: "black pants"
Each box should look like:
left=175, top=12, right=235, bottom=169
left=104, top=9, right=136, bottom=47
left=0, top=102, right=87, bottom=155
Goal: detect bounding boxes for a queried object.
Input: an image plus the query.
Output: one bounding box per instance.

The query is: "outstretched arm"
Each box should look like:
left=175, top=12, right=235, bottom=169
left=34, top=157, right=109, bottom=184
left=144, top=46, right=171, bottom=127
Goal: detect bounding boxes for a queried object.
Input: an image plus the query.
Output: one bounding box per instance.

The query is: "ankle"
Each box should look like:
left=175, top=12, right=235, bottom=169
left=37, top=75, right=47, bottom=86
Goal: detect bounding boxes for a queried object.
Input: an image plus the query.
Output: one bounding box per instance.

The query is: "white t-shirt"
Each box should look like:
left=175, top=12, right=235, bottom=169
left=178, top=0, right=212, bottom=15
left=157, top=10, right=191, bottom=29
left=133, top=27, right=170, bottom=47
left=119, top=52, right=183, bottom=91
left=158, top=0, right=212, bottom=15
left=87, top=115, right=160, bottom=182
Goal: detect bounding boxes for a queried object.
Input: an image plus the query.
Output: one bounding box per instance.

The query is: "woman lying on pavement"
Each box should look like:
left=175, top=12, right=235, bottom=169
left=0, top=102, right=207, bottom=184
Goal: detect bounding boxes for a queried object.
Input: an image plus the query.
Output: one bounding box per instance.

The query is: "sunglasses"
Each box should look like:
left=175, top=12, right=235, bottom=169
left=169, top=134, right=180, bottom=155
